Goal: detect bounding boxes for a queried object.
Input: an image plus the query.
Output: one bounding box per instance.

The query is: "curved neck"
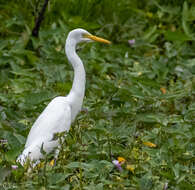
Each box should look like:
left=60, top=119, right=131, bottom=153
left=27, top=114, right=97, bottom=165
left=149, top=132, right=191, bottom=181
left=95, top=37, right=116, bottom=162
left=65, top=39, right=86, bottom=100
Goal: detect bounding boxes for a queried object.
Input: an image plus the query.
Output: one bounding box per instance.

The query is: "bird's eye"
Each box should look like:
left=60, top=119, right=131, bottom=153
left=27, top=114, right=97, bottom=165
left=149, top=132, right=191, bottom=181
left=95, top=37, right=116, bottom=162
left=82, top=33, right=89, bottom=38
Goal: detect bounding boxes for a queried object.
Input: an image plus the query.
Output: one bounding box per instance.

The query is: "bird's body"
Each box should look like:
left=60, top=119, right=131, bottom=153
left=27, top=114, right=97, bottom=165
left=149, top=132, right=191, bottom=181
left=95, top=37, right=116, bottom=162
left=17, top=28, right=110, bottom=166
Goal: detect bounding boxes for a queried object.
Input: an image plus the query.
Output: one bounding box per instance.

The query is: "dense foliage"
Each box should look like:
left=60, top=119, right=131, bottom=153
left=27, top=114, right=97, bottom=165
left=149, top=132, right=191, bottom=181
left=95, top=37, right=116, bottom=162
left=0, top=0, right=194, bottom=189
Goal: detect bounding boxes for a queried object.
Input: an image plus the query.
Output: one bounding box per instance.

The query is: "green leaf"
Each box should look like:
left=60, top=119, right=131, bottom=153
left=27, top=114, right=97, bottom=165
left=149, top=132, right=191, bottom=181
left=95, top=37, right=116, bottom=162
left=0, top=167, right=11, bottom=184
left=182, top=1, right=194, bottom=38
left=142, top=25, right=157, bottom=42
left=25, top=91, right=56, bottom=105
left=139, top=176, right=153, bottom=190
left=164, top=30, right=191, bottom=42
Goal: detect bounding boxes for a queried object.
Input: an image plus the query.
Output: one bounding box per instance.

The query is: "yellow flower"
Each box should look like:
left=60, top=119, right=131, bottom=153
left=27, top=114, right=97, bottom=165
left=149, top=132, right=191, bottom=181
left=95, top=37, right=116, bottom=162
left=117, top=157, right=126, bottom=164
left=138, top=72, right=142, bottom=76
left=143, top=141, right=157, bottom=148
left=37, top=162, right=44, bottom=168
left=160, top=87, right=166, bottom=94
left=55, top=45, right=62, bottom=52
left=134, top=61, right=139, bottom=65
left=146, top=12, right=153, bottom=18
left=49, top=159, right=55, bottom=166
left=126, top=164, right=135, bottom=173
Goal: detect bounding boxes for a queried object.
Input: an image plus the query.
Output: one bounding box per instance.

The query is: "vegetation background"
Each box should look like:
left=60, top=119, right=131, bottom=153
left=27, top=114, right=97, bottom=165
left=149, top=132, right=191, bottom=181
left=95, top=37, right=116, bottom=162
left=0, top=0, right=194, bottom=189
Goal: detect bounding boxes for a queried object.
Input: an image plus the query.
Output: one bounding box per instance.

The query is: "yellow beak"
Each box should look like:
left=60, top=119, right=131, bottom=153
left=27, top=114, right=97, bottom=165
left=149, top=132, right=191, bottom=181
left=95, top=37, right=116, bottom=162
left=84, top=34, right=111, bottom=44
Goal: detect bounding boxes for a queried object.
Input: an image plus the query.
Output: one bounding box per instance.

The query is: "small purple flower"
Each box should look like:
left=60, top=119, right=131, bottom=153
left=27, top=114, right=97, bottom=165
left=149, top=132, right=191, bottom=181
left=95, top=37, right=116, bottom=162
left=112, top=160, right=122, bottom=172
left=11, top=165, right=18, bottom=170
left=128, top=39, right=135, bottom=46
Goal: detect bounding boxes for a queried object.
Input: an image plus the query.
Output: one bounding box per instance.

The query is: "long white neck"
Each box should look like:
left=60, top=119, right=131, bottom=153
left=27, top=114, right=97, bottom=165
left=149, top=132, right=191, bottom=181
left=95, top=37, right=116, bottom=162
left=65, top=38, right=86, bottom=120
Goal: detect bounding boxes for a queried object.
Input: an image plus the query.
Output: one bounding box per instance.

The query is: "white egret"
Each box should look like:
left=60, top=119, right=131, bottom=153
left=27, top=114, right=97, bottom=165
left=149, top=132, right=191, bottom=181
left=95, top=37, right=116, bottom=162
left=17, top=28, right=110, bottom=166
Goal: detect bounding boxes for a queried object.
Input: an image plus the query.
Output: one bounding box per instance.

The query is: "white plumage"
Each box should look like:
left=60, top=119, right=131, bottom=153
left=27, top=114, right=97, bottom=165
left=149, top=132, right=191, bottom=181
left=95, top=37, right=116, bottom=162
left=17, top=28, right=110, bottom=166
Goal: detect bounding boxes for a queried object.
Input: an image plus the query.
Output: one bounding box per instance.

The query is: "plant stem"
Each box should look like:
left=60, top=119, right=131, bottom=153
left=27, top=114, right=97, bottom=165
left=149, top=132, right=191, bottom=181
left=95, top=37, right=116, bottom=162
left=32, top=0, right=49, bottom=37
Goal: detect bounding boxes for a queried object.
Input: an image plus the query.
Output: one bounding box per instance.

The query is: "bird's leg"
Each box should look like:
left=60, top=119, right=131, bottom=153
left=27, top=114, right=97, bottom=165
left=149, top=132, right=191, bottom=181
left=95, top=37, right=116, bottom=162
left=52, top=135, right=65, bottom=166
left=49, top=146, right=60, bottom=166
left=33, top=160, right=40, bottom=168
left=50, top=135, right=65, bottom=167
left=54, top=147, right=60, bottom=160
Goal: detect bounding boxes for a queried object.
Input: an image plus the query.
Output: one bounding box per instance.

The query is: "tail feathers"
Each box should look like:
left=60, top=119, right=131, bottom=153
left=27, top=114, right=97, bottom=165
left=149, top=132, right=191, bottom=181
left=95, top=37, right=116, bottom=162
left=16, top=146, right=42, bottom=167
left=16, top=149, right=30, bottom=166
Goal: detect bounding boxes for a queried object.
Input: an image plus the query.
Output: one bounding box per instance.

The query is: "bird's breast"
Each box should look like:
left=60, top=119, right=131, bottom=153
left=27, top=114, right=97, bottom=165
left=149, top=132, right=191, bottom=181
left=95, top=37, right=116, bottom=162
left=67, top=92, right=84, bottom=122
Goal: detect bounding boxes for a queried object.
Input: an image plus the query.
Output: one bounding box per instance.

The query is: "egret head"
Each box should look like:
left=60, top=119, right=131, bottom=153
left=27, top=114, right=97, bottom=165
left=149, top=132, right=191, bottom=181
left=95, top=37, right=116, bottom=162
left=67, top=28, right=111, bottom=44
